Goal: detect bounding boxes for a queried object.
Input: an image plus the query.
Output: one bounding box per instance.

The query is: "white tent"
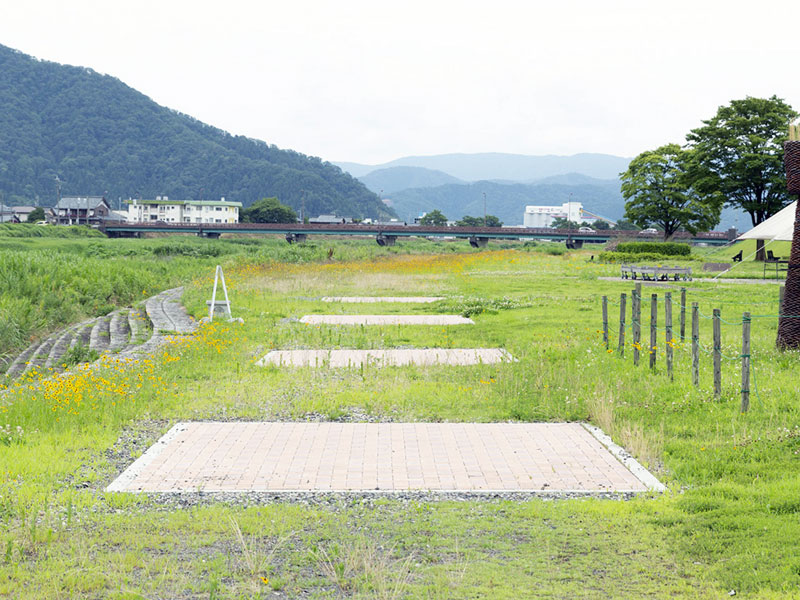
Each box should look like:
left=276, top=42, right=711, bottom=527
left=737, top=201, right=797, bottom=241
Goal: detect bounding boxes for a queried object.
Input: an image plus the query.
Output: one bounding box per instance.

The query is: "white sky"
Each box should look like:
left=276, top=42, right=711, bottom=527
left=2, top=0, right=798, bottom=165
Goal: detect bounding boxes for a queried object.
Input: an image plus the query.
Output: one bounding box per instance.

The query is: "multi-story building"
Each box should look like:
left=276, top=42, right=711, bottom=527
left=125, top=197, right=241, bottom=224
left=523, top=202, right=586, bottom=228
left=54, top=196, right=111, bottom=226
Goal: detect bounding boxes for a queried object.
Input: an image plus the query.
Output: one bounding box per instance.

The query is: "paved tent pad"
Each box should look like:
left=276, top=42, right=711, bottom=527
left=321, top=296, right=444, bottom=303
left=299, top=315, right=474, bottom=326
left=107, top=422, right=662, bottom=494
left=255, top=348, right=513, bottom=367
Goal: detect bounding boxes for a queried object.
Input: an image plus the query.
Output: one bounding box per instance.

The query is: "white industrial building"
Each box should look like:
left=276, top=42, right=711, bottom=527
left=523, top=202, right=586, bottom=228
left=125, top=197, right=241, bottom=224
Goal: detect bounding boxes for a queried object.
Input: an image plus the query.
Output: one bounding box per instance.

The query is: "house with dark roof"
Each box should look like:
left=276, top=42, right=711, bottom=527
left=54, top=196, right=111, bottom=226
left=0, top=204, right=19, bottom=223
left=12, top=206, right=37, bottom=222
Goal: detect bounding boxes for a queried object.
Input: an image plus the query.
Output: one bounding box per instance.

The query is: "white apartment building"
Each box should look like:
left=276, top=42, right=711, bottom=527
left=523, top=202, right=586, bottom=228
left=125, top=197, right=241, bottom=224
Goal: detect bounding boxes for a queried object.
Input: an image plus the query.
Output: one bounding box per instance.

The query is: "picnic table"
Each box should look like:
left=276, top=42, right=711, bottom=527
left=621, top=264, right=692, bottom=281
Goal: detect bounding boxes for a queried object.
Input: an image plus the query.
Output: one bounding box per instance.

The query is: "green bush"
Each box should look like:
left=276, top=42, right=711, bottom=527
left=616, top=242, right=691, bottom=256
left=598, top=251, right=693, bottom=264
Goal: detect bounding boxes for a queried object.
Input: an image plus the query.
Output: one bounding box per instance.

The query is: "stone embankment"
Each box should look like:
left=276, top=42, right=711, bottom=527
left=3, top=287, right=196, bottom=381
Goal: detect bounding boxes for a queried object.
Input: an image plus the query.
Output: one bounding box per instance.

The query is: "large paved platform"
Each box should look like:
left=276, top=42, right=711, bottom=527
left=107, top=422, right=662, bottom=494
left=255, top=348, right=513, bottom=367
left=300, top=315, right=473, bottom=325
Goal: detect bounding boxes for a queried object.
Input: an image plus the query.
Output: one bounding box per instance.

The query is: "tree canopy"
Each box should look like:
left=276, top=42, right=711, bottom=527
left=686, top=96, right=797, bottom=228
left=621, top=144, right=722, bottom=240
left=455, top=215, right=503, bottom=227
left=26, top=207, right=45, bottom=223
left=419, top=210, right=448, bottom=226
left=241, top=197, right=297, bottom=224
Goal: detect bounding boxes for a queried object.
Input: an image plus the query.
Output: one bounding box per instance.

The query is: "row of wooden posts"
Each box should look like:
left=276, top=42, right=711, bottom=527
left=601, top=283, right=752, bottom=413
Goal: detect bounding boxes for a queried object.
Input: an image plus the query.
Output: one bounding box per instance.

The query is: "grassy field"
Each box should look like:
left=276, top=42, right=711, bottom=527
left=0, top=235, right=799, bottom=598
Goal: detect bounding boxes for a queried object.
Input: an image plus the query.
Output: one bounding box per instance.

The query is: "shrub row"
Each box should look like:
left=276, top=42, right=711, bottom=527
left=598, top=251, right=693, bottom=264
left=615, top=241, right=691, bottom=256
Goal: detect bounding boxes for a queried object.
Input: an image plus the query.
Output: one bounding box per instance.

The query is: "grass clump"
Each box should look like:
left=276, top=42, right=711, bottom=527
left=61, top=340, right=99, bottom=367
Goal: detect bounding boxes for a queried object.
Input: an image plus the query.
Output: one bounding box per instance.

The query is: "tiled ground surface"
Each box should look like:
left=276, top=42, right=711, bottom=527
left=299, top=315, right=473, bottom=325
left=256, top=348, right=513, bottom=367
left=321, top=296, right=444, bottom=303
left=108, top=422, right=652, bottom=493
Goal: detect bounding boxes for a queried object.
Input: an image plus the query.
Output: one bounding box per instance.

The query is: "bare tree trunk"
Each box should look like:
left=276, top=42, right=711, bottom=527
left=777, top=197, right=800, bottom=349
left=755, top=238, right=766, bottom=262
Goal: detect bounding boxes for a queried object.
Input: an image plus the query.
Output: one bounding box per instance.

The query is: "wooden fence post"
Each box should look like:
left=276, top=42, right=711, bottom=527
left=602, top=296, right=609, bottom=350
left=713, top=308, right=722, bottom=397
left=692, top=302, right=699, bottom=387
left=680, top=288, right=686, bottom=341
left=618, top=293, right=626, bottom=356
left=633, top=283, right=642, bottom=366
left=741, top=312, right=751, bottom=412
left=650, top=293, right=658, bottom=370
left=665, top=292, right=673, bottom=380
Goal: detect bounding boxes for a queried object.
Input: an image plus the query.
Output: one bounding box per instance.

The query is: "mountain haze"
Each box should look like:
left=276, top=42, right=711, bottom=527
left=0, top=44, right=393, bottom=219
left=359, top=166, right=463, bottom=194
left=337, top=152, right=632, bottom=182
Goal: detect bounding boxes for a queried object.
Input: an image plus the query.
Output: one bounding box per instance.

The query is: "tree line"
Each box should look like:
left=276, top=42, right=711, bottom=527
left=620, top=95, right=797, bottom=258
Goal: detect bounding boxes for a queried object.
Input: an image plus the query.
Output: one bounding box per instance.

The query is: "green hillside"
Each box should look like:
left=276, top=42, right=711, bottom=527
left=0, top=44, right=394, bottom=220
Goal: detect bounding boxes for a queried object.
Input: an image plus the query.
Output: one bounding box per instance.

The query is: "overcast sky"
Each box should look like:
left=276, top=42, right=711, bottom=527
left=2, top=0, right=798, bottom=165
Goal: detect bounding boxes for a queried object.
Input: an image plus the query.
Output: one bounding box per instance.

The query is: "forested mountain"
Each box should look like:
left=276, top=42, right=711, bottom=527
left=337, top=152, right=632, bottom=182
left=0, top=44, right=394, bottom=219
left=387, top=180, right=624, bottom=226
left=359, top=166, right=464, bottom=194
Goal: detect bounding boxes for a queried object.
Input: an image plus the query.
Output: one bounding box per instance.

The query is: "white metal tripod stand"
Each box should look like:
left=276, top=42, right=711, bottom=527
left=206, top=265, right=232, bottom=321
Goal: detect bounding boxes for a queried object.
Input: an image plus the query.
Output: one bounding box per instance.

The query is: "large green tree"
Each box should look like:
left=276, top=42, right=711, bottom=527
left=686, top=95, right=798, bottom=259
left=621, top=144, right=722, bottom=240
left=419, top=209, right=448, bottom=226
left=455, top=215, right=503, bottom=227
left=240, top=197, right=297, bottom=223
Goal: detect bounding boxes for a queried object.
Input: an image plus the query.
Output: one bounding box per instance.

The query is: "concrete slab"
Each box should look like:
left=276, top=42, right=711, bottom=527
left=299, top=315, right=473, bottom=325
left=321, top=296, right=444, bottom=303
left=107, top=422, right=661, bottom=494
left=256, top=348, right=513, bottom=367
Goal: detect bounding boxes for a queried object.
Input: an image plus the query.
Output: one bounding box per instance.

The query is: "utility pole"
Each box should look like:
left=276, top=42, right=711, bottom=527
left=483, top=191, right=487, bottom=227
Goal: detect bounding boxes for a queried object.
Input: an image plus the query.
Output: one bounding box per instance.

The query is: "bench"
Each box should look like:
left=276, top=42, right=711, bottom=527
left=732, top=250, right=743, bottom=262
left=621, top=264, right=692, bottom=281
left=763, top=258, right=788, bottom=279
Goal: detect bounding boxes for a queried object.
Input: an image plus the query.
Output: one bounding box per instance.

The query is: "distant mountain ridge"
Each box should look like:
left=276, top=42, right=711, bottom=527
left=359, top=166, right=464, bottom=194
left=0, top=44, right=394, bottom=219
left=336, top=152, right=632, bottom=181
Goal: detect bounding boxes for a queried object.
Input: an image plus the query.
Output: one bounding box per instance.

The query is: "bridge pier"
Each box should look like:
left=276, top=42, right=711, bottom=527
left=285, top=233, right=308, bottom=244
left=376, top=234, right=397, bottom=247
left=469, top=236, right=488, bottom=248
left=565, top=237, right=583, bottom=250
left=203, top=232, right=221, bottom=239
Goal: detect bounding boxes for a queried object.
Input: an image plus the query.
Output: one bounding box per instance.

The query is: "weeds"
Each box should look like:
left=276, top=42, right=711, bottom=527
left=312, top=537, right=415, bottom=599
left=61, top=340, right=99, bottom=367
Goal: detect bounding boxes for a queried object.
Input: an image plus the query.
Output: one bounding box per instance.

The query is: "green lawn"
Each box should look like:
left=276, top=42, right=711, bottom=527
left=0, top=238, right=798, bottom=598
